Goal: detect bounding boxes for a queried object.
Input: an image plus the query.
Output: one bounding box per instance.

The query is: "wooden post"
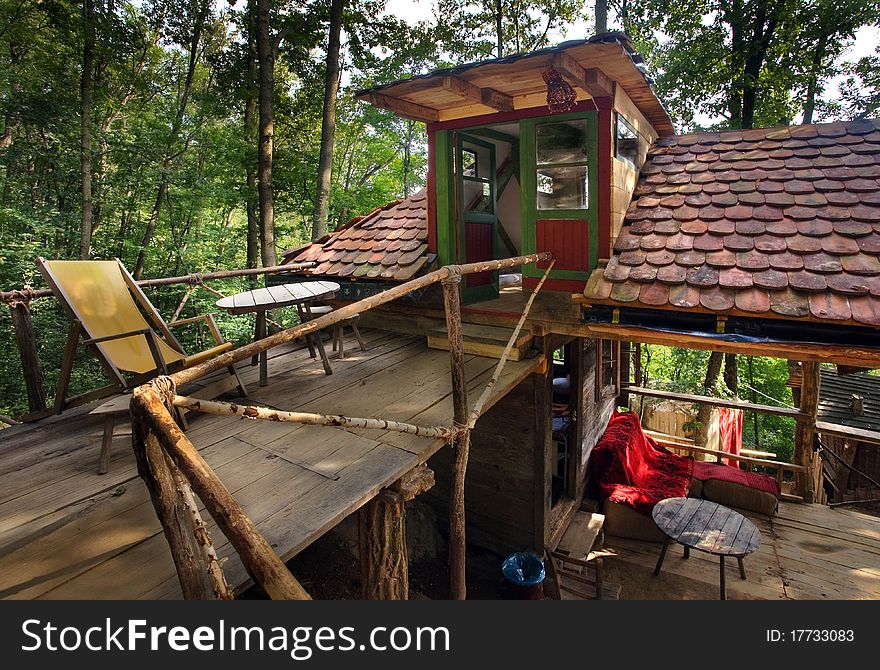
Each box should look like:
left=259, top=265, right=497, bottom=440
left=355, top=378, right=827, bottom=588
left=130, top=410, right=213, bottom=599
left=794, top=361, right=820, bottom=502
left=442, top=270, right=470, bottom=600
left=9, top=299, right=47, bottom=413
left=131, top=383, right=311, bottom=600
left=359, top=491, right=407, bottom=600
left=357, top=464, right=434, bottom=600
left=633, top=342, right=642, bottom=387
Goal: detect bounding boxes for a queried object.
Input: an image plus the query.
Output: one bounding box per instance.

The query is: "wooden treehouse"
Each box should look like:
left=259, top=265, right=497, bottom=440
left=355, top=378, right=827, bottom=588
left=2, top=33, right=880, bottom=601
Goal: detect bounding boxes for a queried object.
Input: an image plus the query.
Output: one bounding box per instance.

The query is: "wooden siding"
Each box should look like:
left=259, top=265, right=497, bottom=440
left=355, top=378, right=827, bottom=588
left=610, top=85, right=660, bottom=252
left=427, top=373, right=544, bottom=554
left=536, top=219, right=589, bottom=272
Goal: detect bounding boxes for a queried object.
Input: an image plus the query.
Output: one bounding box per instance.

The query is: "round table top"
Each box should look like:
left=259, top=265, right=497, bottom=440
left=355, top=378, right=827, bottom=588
left=651, top=497, right=761, bottom=558
left=216, top=280, right=340, bottom=315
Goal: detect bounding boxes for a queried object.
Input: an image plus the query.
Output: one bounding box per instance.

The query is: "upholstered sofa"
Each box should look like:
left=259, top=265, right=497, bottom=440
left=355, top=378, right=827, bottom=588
left=592, top=411, right=780, bottom=542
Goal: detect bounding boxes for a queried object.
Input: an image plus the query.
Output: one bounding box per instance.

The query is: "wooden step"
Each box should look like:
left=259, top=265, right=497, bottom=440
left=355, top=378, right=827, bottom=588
left=557, top=510, right=605, bottom=560
left=426, top=323, right=533, bottom=361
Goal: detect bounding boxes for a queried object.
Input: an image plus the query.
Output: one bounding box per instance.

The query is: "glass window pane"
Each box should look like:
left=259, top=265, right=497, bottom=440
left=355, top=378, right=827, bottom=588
left=536, top=119, right=588, bottom=165
left=616, top=114, right=639, bottom=166
left=463, top=178, right=494, bottom=213
left=460, top=149, right=477, bottom=176
left=536, top=165, right=588, bottom=210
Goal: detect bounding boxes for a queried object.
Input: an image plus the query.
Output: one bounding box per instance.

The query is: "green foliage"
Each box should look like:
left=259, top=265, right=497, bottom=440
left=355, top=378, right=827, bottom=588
left=640, top=345, right=797, bottom=462
left=620, top=0, right=880, bottom=129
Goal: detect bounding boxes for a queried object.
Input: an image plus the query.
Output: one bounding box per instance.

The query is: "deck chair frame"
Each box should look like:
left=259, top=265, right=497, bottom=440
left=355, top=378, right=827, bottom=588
left=37, top=257, right=246, bottom=414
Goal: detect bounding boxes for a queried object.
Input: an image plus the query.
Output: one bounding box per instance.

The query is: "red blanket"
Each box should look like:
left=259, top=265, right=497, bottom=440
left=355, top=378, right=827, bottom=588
left=592, top=410, right=694, bottom=516
left=692, top=461, right=780, bottom=496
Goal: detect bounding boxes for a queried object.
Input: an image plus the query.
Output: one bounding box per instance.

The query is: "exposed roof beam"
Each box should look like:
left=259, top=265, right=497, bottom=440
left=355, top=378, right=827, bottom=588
left=362, top=92, right=439, bottom=122
left=441, top=75, right=514, bottom=112
left=552, top=53, right=614, bottom=98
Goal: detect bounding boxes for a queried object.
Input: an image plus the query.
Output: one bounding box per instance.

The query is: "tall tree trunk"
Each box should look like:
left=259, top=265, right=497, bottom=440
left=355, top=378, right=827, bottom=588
left=740, top=0, right=781, bottom=130
left=255, top=0, right=278, bottom=265
left=245, top=4, right=259, bottom=282
left=696, top=351, right=725, bottom=447
left=802, top=36, right=827, bottom=125
left=495, top=0, right=503, bottom=57
left=723, top=353, right=738, bottom=395
left=134, top=0, right=208, bottom=278
left=79, top=0, right=94, bottom=259
left=403, top=119, right=413, bottom=198
left=311, top=0, right=344, bottom=242
left=595, top=0, right=608, bottom=34
left=704, top=351, right=724, bottom=392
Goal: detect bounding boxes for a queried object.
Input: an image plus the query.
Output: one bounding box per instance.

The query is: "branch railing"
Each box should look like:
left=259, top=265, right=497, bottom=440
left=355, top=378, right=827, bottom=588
left=129, top=252, right=553, bottom=600
left=1, top=262, right=316, bottom=418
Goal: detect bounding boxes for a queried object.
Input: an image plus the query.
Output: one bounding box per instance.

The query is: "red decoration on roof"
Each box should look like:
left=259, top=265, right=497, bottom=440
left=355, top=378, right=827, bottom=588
left=542, top=66, right=576, bottom=114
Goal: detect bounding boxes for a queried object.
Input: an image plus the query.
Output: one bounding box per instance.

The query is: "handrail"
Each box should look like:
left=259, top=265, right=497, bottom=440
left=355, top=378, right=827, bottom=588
left=170, top=252, right=552, bottom=387
left=0, top=261, right=317, bottom=304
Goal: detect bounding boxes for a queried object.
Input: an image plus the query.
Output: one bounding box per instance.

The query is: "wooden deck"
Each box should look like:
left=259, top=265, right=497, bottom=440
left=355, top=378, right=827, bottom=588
left=604, top=502, right=880, bottom=600
left=0, top=329, right=544, bottom=599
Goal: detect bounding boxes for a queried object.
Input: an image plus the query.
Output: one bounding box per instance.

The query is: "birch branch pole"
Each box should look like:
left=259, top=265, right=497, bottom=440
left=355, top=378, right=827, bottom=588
left=173, top=396, right=457, bottom=440
left=467, top=260, right=556, bottom=429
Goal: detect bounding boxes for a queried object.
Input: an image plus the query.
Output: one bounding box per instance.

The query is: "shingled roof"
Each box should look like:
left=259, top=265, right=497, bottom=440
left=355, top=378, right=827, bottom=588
left=285, top=189, right=430, bottom=281
left=585, top=118, right=880, bottom=327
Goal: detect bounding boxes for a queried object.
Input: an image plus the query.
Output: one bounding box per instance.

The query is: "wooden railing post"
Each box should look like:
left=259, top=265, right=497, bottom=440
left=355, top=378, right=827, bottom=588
left=9, top=297, right=46, bottom=413
left=794, top=360, right=820, bottom=502
left=442, top=268, right=470, bottom=600
left=130, top=400, right=214, bottom=599
left=132, top=382, right=311, bottom=600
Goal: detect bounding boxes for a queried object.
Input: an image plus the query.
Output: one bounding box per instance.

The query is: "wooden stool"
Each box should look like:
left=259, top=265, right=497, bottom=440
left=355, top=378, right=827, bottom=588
left=332, top=313, right=367, bottom=359
left=309, top=305, right=367, bottom=359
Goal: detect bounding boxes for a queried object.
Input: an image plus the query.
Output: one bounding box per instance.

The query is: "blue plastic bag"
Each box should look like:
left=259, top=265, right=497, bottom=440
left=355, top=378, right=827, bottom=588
left=501, top=552, right=545, bottom=586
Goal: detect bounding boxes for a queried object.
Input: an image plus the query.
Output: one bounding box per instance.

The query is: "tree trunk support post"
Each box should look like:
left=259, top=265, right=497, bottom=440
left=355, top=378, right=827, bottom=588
left=794, top=360, right=820, bottom=502
left=358, top=464, right=435, bottom=600
left=442, top=269, right=470, bottom=601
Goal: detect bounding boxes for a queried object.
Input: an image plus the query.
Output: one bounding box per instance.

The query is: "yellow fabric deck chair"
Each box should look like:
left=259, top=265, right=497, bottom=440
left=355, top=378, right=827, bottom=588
left=36, top=257, right=246, bottom=413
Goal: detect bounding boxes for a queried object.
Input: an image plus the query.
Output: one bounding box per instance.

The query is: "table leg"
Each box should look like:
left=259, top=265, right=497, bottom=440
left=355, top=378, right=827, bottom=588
left=257, top=311, right=268, bottom=387
left=683, top=545, right=690, bottom=560
left=737, top=556, right=746, bottom=580
left=297, top=305, right=317, bottom=359
left=313, top=332, right=333, bottom=375
left=720, top=556, right=726, bottom=600
left=251, top=312, right=265, bottom=367
left=653, top=537, right=671, bottom=576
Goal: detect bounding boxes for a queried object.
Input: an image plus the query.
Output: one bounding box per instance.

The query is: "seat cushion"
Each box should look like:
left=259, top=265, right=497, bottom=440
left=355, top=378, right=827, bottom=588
left=701, top=478, right=779, bottom=516
left=602, top=500, right=667, bottom=542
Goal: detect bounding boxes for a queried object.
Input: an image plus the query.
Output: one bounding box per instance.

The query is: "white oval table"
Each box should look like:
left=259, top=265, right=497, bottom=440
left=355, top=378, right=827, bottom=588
left=217, top=280, right=340, bottom=385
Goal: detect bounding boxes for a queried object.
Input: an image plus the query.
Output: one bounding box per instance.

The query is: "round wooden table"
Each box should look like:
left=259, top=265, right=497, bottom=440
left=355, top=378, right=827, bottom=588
left=651, top=497, right=761, bottom=600
left=216, top=281, right=340, bottom=386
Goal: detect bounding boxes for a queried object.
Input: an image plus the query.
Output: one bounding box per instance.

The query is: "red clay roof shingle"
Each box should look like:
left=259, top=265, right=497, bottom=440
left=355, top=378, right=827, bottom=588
left=585, top=118, right=880, bottom=327
left=283, top=189, right=431, bottom=281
